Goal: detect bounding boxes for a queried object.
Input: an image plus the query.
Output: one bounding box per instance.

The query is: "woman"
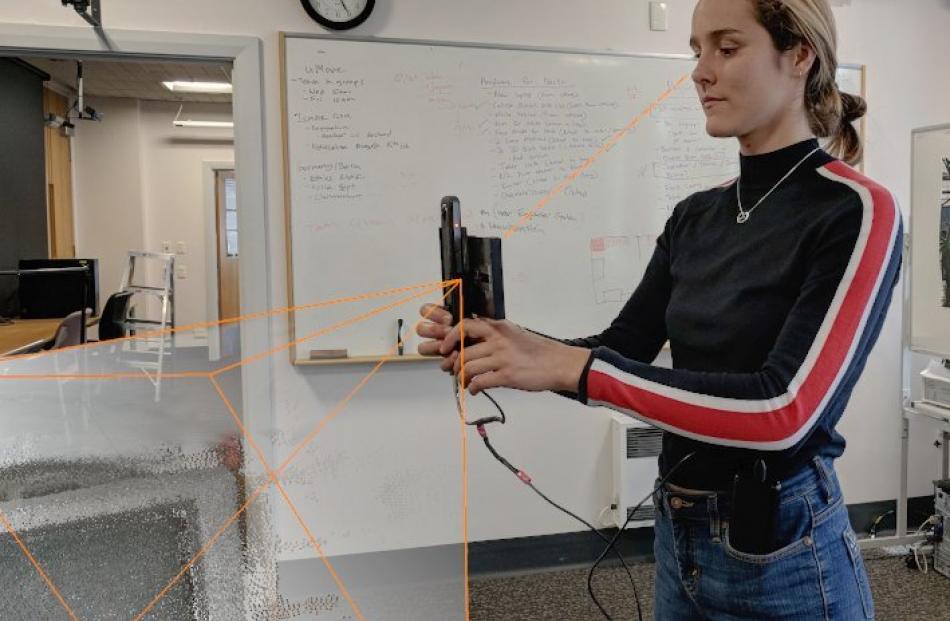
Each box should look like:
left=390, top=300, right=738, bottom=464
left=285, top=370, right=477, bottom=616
left=418, top=0, right=901, bottom=618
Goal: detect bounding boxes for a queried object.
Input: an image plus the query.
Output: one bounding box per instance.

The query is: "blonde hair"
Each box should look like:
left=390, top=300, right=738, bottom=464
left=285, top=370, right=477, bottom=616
left=752, top=0, right=865, bottom=165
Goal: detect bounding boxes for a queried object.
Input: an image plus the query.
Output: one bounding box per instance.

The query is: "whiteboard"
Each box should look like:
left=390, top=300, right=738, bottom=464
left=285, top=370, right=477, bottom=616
left=280, top=33, right=864, bottom=362
left=910, top=124, right=950, bottom=357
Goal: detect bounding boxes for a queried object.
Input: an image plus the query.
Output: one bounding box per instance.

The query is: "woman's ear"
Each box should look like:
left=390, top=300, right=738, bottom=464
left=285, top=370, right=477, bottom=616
left=791, top=41, right=816, bottom=78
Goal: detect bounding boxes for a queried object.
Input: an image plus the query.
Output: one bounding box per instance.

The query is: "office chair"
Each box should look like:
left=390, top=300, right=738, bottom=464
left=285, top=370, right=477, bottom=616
left=49, top=308, right=94, bottom=350
left=13, top=308, right=92, bottom=355
left=98, top=291, right=133, bottom=341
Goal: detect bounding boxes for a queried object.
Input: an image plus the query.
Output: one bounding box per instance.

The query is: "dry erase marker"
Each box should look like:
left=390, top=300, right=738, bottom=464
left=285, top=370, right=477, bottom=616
left=397, top=318, right=404, bottom=355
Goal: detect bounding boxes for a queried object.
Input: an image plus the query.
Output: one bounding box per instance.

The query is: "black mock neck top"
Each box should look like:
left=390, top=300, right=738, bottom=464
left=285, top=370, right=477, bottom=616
left=565, top=138, right=903, bottom=488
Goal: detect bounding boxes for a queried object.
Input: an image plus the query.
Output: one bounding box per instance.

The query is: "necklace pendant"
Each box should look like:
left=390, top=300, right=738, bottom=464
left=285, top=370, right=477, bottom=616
left=736, top=211, right=749, bottom=224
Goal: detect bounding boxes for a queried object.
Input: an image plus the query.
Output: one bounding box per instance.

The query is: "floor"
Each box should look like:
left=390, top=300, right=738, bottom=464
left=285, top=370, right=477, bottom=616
left=470, top=548, right=950, bottom=620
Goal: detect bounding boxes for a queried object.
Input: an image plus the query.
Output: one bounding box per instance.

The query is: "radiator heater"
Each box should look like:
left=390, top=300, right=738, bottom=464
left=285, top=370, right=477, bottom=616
left=609, top=412, right=663, bottom=528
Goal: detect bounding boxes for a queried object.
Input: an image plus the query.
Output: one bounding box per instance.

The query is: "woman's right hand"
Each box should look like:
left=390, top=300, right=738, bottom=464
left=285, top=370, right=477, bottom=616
left=416, top=303, right=458, bottom=373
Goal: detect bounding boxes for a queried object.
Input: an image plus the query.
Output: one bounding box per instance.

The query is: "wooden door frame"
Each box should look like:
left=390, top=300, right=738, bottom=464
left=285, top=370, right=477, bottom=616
left=203, top=160, right=234, bottom=361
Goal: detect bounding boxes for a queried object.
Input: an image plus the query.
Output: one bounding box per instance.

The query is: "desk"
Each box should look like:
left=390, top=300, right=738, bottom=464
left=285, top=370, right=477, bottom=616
left=0, top=316, right=97, bottom=356
left=860, top=401, right=950, bottom=550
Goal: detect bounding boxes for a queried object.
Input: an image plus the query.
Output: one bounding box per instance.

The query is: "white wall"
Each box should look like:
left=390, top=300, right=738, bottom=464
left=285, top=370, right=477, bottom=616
left=4, top=0, right=950, bottom=556
left=72, top=98, right=146, bottom=307
left=139, top=99, right=234, bottom=328
left=72, top=97, right=233, bottom=328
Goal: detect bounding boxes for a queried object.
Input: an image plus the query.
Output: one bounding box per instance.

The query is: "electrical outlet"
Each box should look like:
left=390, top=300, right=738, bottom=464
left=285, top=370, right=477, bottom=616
left=162, top=240, right=172, bottom=253
left=649, top=2, right=668, bottom=31
left=176, top=241, right=187, bottom=255
left=176, top=264, right=188, bottom=279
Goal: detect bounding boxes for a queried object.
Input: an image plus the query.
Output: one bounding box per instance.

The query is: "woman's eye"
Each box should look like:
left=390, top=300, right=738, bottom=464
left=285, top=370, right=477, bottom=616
left=720, top=47, right=737, bottom=56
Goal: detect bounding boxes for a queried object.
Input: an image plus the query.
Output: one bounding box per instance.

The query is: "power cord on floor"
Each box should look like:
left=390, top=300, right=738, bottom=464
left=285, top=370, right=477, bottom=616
left=867, top=509, right=894, bottom=539
left=905, top=515, right=940, bottom=573
left=455, top=378, right=694, bottom=621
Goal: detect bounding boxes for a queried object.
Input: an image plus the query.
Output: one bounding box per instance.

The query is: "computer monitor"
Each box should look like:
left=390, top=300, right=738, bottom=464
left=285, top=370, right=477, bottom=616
left=17, top=258, right=99, bottom=318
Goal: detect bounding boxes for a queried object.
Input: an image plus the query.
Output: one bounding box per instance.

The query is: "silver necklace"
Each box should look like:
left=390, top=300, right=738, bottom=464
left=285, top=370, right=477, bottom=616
left=735, top=146, right=820, bottom=224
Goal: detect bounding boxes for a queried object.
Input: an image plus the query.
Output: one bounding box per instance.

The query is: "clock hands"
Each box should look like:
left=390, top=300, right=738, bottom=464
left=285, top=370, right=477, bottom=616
left=302, top=0, right=372, bottom=28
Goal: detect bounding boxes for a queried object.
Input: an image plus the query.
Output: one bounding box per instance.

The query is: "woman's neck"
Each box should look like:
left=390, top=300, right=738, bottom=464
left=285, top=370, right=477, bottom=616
left=737, top=113, right=815, bottom=156
left=739, top=130, right=815, bottom=156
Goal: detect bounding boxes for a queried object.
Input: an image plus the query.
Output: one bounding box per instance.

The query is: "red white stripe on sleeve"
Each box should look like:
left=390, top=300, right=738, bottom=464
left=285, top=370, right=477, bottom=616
left=584, top=161, right=902, bottom=451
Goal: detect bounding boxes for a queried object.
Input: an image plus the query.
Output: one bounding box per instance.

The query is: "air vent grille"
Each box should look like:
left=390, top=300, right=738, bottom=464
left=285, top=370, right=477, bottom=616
left=626, top=504, right=656, bottom=522
left=626, top=427, right=663, bottom=459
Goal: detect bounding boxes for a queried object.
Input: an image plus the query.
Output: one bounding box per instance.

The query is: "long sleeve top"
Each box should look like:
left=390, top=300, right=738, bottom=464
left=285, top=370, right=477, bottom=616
left=563, top=138, right=903, bottom=489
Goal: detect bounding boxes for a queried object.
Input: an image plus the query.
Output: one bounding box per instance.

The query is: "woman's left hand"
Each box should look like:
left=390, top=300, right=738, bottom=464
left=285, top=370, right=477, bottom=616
left=439, top=318, right=591, bottom=395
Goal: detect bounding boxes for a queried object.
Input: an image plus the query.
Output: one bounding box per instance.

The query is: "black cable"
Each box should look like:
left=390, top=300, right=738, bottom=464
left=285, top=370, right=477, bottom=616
left=456, top=379, right=684, bottom=620
left=472, top=420, right=638, bottom=619
left=586, top=451, right=696, bottom=621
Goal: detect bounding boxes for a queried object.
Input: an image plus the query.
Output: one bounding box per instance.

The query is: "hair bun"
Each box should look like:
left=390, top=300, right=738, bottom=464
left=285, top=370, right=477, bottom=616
left=839, top=91, right=867, bottom=125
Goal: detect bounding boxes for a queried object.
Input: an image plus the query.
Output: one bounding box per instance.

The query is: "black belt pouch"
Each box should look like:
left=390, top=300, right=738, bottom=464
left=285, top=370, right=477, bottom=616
left=729, top=467, right=781, bottom=554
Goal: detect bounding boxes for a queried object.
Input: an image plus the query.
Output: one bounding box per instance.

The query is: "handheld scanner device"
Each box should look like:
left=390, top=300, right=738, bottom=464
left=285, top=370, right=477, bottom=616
left=438, top=195, right=505, bottom=326
left=440, top=196, right=465, bottom=325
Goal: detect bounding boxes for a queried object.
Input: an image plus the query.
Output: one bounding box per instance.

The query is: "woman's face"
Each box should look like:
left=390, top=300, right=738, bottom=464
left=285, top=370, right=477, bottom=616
left=690, top=0, right=808, bottom=147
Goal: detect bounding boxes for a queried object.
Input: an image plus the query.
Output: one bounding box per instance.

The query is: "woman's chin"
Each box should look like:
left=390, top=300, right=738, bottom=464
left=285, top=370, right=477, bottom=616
left=704, top=119, right=736, bottom=139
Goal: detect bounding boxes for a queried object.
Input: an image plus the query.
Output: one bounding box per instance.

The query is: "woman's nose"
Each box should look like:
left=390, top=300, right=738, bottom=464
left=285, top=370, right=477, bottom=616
left=691, top=53, right=714, bottom=87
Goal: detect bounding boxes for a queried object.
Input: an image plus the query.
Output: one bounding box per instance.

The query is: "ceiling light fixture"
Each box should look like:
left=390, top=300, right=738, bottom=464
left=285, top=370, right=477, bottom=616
left=172, top=104, right=234, bottom=129
left=173, top=120, right=235, bottom=128
left=162, top=80, right=233, bottom=94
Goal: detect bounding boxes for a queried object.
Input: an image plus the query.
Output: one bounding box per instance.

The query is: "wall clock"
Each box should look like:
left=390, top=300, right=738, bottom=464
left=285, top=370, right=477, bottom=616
left=300, top=0, right=375, bottom=31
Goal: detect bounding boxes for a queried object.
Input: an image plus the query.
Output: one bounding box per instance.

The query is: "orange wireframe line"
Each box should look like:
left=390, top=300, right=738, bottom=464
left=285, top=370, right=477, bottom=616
left=272, top=487, right=364, bottom=618
left=0, top=508, right=81, bottom=621
left=211, top=281, right=445, bottom=376
left=0, top=371, right=210, bottom=381
left=208, top=377, right=367, bottom=621
left=4, top=278, right=453, bottom=364
left=3, top=284, right=441, bottom=380
left=3, top=280, right=449, bottom=380
left=1, top=283, right=446, bottom=382
left=458, top=287, right=471, bottom=621
left=273, top=284, right=459, bottom=475
left=135, top=284, right=459, bottom=621
left=132, top=478, right=268, bottom=621
left=503, top=74, right=691, bottom=239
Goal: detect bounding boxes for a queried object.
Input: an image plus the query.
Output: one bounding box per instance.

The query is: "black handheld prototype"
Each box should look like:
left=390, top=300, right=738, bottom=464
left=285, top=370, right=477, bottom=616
left=729, top=465, right=781, bottom=554
left=438, top=196, right=505, bottom=326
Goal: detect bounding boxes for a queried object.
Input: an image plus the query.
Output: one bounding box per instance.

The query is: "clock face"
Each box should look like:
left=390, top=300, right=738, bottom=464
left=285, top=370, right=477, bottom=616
left=301, top=0, right=374, bottom=30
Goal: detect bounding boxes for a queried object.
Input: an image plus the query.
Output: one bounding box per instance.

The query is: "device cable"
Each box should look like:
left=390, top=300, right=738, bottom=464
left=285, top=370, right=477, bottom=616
left=455, top=377, right=694, bottom=620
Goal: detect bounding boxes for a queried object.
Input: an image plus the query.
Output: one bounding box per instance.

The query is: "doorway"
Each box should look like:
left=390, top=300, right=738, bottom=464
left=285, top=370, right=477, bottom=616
left=0, top=22, right=276, bottom=617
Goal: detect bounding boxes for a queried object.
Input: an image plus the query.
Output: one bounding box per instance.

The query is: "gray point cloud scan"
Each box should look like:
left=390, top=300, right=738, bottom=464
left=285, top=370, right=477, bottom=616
left=0, top=303, right=465, bottom=620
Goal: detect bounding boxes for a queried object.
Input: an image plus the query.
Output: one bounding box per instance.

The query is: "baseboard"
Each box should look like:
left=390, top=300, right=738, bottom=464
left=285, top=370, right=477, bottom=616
left=846, top=495, right=933, bottom=537
left=468, top=527, right=653, bottom=578
left=469, top=526, right=654, bottom=578
left=469, top=495, right=935, bottom=578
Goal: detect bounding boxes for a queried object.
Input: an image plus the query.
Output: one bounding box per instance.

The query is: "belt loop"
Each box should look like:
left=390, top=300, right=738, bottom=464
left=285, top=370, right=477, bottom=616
left=813, top=456, right=834, bottom=502
left=707, top=494, right=721, bottom=543
left=654, top=481, right=667, bottom=517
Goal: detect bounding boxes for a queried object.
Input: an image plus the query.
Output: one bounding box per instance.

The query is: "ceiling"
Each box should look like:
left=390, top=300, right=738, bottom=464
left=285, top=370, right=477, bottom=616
left=23, top=57, right=233, bottom=104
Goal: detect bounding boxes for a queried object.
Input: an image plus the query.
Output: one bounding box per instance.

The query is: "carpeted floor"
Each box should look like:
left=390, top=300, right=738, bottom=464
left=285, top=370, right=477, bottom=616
left=470, top=549, right=950, bottom=620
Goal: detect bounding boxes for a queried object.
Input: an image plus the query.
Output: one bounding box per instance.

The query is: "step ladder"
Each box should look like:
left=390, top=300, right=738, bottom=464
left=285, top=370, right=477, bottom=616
left=117, top=251, right=176, bottom=400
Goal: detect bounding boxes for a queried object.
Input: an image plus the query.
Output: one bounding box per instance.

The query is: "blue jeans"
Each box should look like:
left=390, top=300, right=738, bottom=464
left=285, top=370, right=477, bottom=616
left=652, top=457, right=874, bottom=620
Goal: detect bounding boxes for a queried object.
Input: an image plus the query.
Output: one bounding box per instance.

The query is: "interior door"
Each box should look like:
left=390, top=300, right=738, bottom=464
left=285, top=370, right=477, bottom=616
left=215, top=169, right=239, bottom=321
left=43, top=88, right=75, bottom=259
